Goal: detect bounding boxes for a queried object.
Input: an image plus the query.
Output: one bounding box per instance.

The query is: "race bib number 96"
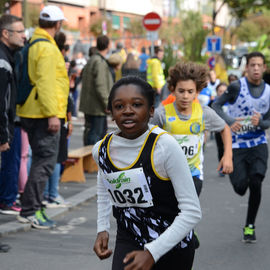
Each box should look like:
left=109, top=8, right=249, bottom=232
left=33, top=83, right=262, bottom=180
left=101, top=168, right=153, bottom=208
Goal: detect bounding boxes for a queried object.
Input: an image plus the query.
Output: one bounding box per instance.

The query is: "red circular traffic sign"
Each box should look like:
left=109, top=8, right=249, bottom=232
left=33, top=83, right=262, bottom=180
left=143, top=12, right=162, bottom=31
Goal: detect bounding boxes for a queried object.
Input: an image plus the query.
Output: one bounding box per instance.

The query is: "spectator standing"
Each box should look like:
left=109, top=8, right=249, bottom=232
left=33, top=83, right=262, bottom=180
left=79, top=35, right=113, bottom=146
left=121, top=52, right=140, bottom=78
left=147, top=46, right=166, bottom=107
left=207, top=69, right=220, bottom=99
left=43, top=30, right=72, bottom=208
left=16, top=5, right=69, bottom=229
left=0, top=13, right=25, bottom=253
left=107, top=52, right=123, bottom=82
left=212, top=52, right=270, bottom=243
left=138, top=46, right=149, bottom=80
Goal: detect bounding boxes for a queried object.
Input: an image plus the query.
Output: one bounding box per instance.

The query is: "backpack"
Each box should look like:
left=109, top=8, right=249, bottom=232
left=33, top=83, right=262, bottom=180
left=15, top=38, right=49, bottom=105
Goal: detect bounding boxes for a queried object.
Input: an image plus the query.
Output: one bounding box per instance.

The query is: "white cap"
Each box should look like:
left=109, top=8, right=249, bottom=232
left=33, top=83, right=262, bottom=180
left=39, top=5, right=67, bottom=22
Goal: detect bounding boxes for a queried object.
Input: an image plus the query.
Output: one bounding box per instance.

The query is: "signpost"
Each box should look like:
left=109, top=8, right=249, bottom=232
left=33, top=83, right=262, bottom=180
left=143, top=12, right=162, bottom=56
left=206, top=36, right=222, bottom=54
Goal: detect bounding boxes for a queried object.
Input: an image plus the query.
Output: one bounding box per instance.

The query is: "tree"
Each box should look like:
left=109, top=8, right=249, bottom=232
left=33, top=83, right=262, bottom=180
left=180, top=11, right=209, bottom=62
left=211, top=0, right=270, bottom=31
left=129, top=17, right=146, bottom=37
left=90, top=17, right=112, bottom=37
left=236, top=20, right=260, bottom=42
left=0, top=0, right=10, bottom=15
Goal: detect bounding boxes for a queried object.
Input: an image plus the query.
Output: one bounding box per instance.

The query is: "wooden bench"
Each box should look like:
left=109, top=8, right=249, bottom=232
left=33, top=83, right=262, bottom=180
left=60, top=145, right=98, bottom=183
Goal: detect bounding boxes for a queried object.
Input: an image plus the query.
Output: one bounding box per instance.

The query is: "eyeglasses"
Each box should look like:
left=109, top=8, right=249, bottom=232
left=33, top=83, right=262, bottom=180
left=5, top=29, right=25, bottom=34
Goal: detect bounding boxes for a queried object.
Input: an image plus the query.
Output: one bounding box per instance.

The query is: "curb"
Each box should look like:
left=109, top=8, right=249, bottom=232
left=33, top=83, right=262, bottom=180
left=0, top=186, right=97, bottom=237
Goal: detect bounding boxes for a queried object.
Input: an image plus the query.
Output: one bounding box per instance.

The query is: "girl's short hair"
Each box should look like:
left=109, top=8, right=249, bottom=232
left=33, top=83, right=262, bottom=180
left=107, top=76, right=155, bottom=111
left=167, top=62, right=209, bottom=93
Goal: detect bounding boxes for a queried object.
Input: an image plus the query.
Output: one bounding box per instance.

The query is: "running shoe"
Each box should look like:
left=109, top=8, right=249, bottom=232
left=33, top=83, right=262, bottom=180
left=46, top=196, right=70, bottom=208
left=40, top=208, right=56, bottom=227
left=17, top=210, right=54, bottom=230
left=0, top=202, right=21, bottom=215
left=242, top=224, right=256, bottom=243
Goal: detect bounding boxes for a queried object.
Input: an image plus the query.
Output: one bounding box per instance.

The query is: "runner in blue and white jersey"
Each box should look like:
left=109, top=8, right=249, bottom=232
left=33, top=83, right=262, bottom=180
left=212, top=52, right=270, bottom=243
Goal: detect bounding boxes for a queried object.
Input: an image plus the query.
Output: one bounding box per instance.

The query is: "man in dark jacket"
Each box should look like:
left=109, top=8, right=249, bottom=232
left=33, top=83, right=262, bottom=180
left=0, top=14, right=25, bottom=252
left=79, top=35, right=113, bottom=145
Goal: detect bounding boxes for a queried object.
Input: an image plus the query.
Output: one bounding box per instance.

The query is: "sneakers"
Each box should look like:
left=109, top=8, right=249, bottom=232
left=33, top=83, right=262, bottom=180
left=242, top=224, right=256, bottom=243
left=0, top=202, right=21, bottom=215
left=45, top=196, right=70, bottom=208
left=40, top=208, right=56, bottom=227
left=17, top=209, right=56, bottom=229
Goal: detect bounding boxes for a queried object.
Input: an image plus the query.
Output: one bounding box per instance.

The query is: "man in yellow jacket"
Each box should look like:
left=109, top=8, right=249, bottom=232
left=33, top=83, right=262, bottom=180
left=16, top=6, right=69, bottom=229
left=147, top=46, right=166, bottom=107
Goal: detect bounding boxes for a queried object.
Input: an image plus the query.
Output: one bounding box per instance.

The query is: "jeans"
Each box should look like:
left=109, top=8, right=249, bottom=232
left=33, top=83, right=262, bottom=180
left=44, top=163, right=61, bottom=200
left=20, top=118, right=59, bottom=216
left=0, top=127, right=21, bottom=206
left=83, top=114, right=107, bottom=146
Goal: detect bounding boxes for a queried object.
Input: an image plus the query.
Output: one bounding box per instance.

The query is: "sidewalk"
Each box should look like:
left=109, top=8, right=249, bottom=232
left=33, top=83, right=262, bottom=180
left=0, top=116, right=117, bottom=237
left=0, top=172, right=98, bottom=237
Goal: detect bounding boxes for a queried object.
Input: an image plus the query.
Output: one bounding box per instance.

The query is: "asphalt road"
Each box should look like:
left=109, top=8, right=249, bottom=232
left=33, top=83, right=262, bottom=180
left=1, top=123, right=270, bottom=270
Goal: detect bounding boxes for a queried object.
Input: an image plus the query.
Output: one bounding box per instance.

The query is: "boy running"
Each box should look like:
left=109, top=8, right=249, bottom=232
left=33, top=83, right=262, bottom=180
left=212, top=52, right=270, bottom=243
left=151, top=61, right=233, bottom=196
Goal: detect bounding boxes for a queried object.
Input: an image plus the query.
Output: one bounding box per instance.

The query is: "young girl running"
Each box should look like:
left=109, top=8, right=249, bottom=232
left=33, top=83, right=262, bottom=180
left=151, top=62, right=233, bottom=196
left=92, top=76, right=201, bottom=270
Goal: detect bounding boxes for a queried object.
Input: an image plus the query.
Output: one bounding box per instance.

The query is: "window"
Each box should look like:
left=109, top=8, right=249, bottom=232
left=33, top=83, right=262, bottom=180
left=123, top=17, right=130, bottom=29
left=112, top=15, right=120, bottom=30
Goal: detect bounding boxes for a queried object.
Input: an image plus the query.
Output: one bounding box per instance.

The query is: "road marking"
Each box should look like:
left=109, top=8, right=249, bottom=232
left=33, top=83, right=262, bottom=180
left=50, top=217, right=87, bottom=234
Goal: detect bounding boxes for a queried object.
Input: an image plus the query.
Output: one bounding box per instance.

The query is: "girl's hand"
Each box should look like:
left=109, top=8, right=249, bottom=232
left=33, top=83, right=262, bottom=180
left=123, top=249, right=154, bottom=270
left=93, top=231, right=112, bottom=260
left=217, top=155, right=233, bottom=174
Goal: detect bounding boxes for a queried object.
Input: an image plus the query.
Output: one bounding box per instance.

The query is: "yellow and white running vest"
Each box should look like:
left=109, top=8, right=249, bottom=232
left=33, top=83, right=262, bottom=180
left=163, top=102, right=205, bottom=180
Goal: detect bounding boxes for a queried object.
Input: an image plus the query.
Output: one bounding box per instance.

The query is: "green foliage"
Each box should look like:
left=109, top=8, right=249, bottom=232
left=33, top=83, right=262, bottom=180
left=236, top=20, right=260, bottom=42
left=159, top=17, right=181, bottom=44
left=0, top=1, right=10, bottom=15
left=163, top=44, right=179, bottom=78
left=129, top=17, right=145, bottom=37
left=223, top=0, right=270, bottom=20
left=180, top=11, right=209, bottom=62
left=250, top=34, right=270, bottom=66
left=90, top=17, right=112, bottom=37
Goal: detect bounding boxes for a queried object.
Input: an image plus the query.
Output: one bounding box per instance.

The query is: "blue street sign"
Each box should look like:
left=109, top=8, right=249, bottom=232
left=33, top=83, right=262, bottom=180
left=208, top=56, right=215, bottom=68
left=206, top=36, right=222, bottom=53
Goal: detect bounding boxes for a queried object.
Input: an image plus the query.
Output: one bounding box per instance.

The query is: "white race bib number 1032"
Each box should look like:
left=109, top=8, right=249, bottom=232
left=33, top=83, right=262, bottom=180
left=102, top=168, right=153, bottom=208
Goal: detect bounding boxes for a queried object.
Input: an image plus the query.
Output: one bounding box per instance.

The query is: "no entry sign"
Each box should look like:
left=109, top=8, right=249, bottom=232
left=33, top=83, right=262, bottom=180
left=143, top=12, right=162, bottom=31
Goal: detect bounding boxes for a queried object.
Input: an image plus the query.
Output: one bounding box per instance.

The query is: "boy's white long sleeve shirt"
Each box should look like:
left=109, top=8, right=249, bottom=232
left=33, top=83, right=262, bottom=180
left=92, top=125, right=202, bottom=262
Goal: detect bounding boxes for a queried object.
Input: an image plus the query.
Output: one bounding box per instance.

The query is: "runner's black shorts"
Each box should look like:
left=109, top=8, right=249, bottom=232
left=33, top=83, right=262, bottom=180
left=112, top=226, right=195, bottom=270
left=229, top=143, right=268, bottom=194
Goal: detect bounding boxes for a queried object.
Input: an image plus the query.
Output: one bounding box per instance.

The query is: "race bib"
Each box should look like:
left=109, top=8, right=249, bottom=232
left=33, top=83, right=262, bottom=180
left=101, top=168, right=153, bottom=208
left=236, top=117, right=258, bottom=134
left=174, top=135, right=200, bottom=158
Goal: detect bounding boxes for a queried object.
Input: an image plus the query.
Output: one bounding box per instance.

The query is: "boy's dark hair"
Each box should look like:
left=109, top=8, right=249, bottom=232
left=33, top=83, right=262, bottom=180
left=154, top=46, right=163, bottom=55
left=39, top=18, right=57, bottom=29
left=141, top=46, right=146, bottom=53
left=108, top=76, right=155, bottom=111
left=0, top=14, right=22, bottom=37
left=228, top=73, right=238, bottom=82
left=246, top=51, right=265, bottom=65
left=216, top=82, right=227, bottom=92
left=167, top=62, right=209, bottom=93
left=96, top=35, right=109, bottom=51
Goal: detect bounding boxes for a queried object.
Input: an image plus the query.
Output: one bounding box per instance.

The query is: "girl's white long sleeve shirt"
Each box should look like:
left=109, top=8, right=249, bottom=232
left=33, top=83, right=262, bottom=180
left=92, top=125, right=202, bottom=262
